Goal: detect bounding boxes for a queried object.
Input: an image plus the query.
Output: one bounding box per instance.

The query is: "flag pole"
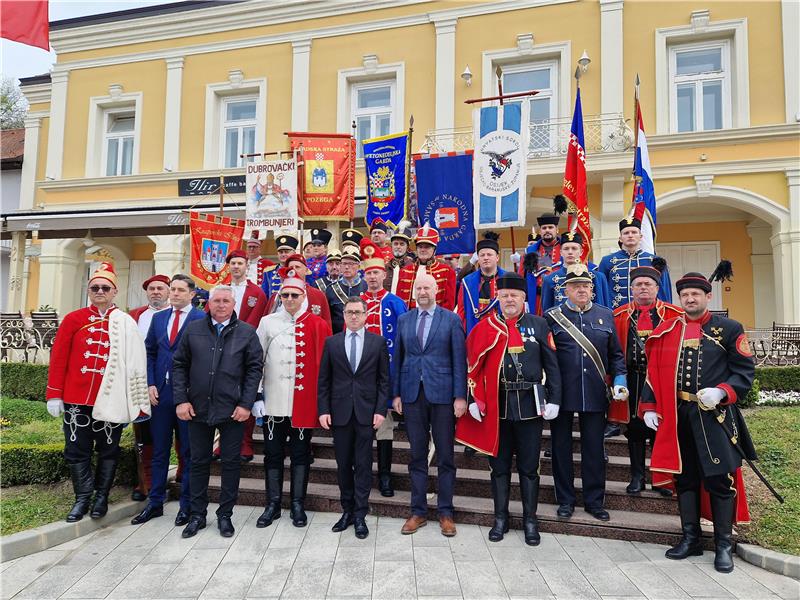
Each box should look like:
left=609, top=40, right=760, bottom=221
left=633, top=73, right=641, bottom=151
left=495, top=65, right=518, bottom=255
left=404, top=114, right=414, bottom=224
left=219, top=174, right=225, bottom=216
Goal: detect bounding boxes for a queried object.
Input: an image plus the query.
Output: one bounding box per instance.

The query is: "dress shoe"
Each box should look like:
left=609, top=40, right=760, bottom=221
left=174, top=510, right=190, bottom=527
left=626, top=476, right=645, bottom=495
left=401, top=515, right=427, bottom=534
left=218, top=516, right=235, bottom=538
left=653, top=485, right=673, bottom=497
left=130, top=504, right=163, bottom=525
left=240, top=454, right=253, bottom=462
left=331, top=512, right=354, bottom=532
left=556, top=504, right=574, bottom=518
left=181, top=517, right=206, bottom=538
left=585, top=507, right=610, bottom=521
left=131, top=489, right=147, bottom=502
left=544, top=448, right=552, bottom=458
left=439, top=515, right=457, bottom=537
left=354, top=518, right=369, bottom=539
left=604, top=423, right=621, bottom=438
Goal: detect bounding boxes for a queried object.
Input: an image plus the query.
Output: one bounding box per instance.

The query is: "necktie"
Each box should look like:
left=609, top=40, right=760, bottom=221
left=417, top=311, right=428, bottom=349
left=215, top=322, right=224, bottom=336
left=169, top=309, right=181, bottom=345
left=349, top=332, right=358, bottom=372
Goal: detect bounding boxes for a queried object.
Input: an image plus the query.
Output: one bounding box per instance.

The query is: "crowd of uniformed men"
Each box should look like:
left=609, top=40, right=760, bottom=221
left=45, top=198, right=756, bottom=574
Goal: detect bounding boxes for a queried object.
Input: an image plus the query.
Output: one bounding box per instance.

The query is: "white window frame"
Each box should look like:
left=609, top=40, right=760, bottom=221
left=203, top=76, right=266, bottom=170
left=102, top=109, right=136, bottom=177
left=219, top=95, right=259, bottom=169
left=337, top=60, right=405, bottom=139
left=669, top=40, right=731, bottom=133
left=85, top=91, right=142, bottom=178
left=350, top=80, right=396, bottom=158
left=500, top=59, right=559, bottom=151
left=655, top=16, right=749, bottom=134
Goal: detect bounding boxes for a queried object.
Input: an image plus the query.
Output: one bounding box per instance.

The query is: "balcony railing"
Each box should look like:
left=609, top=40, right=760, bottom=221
left=419, top=113, right=635, bottom=159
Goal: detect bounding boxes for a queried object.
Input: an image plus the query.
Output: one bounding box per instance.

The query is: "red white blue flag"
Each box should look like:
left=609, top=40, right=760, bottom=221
left=562, top=88, right=591, bottom=260
left=631, top=104, right=657, bottom=254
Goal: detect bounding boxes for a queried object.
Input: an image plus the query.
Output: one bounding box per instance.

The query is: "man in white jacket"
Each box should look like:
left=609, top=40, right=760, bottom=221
left=46, top=262, right=149, bottom=522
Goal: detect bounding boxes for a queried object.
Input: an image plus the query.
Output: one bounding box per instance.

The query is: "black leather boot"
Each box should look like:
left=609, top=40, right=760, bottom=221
left=90, top=459, right=117, bottom=519
left=257, top=467, right=283, bottom=528
left=488, top=473, right=510, bottom=542
left=666, top=490, right=704, bottom=559
left=520, top=474, right=541, bottom=546
left=626, top=439, right=646, bottom=494
left=66, top=461, right=94, bottom=522
left=289, top=464, right=309, bottom=527
left=711, top=494, right=736, bottom=573
left=377, top=440, right=394, bottom=497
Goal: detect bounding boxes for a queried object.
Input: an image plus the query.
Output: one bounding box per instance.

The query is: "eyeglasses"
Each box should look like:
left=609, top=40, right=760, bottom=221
left=280, top=292, right=301, bottom=299
left=344, top=310, right=365, bottom=316
left=89, top=285, right=112, bottom=293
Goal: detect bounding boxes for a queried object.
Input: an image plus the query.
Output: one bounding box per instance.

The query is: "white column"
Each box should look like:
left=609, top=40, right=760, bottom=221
left=38, top=238, right=84, bottom=314
left=433, top=17, right=457, bottom=142
left=20, top=115, right=42, bottom=210
left=291, top=39, right=312, bottom=131
left=772, top=168, right=800, bottom=324
left=600, top=0, right=624, bottom=140
left=45, top=69, right=69, bottom=181
left=746, top=222, right=776, bottom=328
left=149, top=234, right=188, bottom=275
left=782, top=0, right=800, bottom=122
left=593, top=173, right=626, bottom=262
left=163, top=57, right=184, bottom=172
left=6, top=232, right=27, bottom=312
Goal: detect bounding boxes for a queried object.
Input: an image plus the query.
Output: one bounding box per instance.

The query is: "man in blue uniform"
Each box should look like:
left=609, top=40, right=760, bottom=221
left=456, top=231, right=505, bottom=335
left=541, top=232, right=610, bottom=311
left=325, top=244, right=367, bottom=332
left=598, top=216, right=672, bottom=309
left=313, top=249, right=342, bottom=295
left=306, top=228, right=332, bottom=282
left=545, top=263, right=627, bottom=521
left=261, top=233, right=299, bottom=300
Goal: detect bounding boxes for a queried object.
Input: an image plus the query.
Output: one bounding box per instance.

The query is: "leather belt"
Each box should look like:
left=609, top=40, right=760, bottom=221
left=500, top=381, right=537, bottom=391
left=678, top=391, right=698, bottom=402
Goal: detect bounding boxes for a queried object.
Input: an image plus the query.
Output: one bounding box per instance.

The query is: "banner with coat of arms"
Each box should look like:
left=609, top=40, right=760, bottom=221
left=189, top=211, right=245, bottom=290
left=413, top=152, right=476, bottom=255
left=244, top=157, right=298, bottom=239
left=287, top=132, right=356, bottom=220
left=363, top=131, right=409, bottom=228
left=472, top=101, right=529, bottom=229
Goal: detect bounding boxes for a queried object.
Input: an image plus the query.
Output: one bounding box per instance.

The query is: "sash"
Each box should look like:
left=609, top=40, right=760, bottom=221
left=330, top=282, right=350, bottom=306
left=550, top=307, right=611, bottom=391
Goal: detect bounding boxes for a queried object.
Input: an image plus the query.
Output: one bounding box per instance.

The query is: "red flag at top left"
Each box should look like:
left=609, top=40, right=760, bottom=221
left=1, top=1, right=49, bottom=50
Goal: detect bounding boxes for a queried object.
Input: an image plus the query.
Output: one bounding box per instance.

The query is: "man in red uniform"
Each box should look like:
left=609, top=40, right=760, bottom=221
left=395, top=223, right=456, bottom=310
left=264, top=254, right=332, bottom=328
left=245, top=231, right=275, bottom=287
left=369, top=218, right=394, bottom=262
left=46, top=263, right=150, bottom=522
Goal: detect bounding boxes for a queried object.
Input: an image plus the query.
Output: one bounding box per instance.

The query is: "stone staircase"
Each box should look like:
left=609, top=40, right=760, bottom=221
left=189, top=422, right=716, bottom=548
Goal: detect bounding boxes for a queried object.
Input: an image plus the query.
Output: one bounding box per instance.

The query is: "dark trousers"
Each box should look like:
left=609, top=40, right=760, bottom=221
left=148, top=389, right=191, bottom=510
left=626, top=372, right=655, bottom=444
left=550, top=410, right=606, bottom=509
left=263, top=417, right=312, bottom=469
left=675, top=403, right=736, bottom=500
left=488, top=418, right=543, bottom=479
left=63, top=403, right=122, bottom=464
left=332, top=414, right=374, bottom=519
left=187, top=419, right=245, bottom=519
left=404, top=386, right=455, bottom=517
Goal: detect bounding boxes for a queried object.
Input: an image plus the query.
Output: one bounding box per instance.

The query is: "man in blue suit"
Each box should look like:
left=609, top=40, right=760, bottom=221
left=131, top=274, right=206, bottom=526
left=392, top=273, right=467, bottom=537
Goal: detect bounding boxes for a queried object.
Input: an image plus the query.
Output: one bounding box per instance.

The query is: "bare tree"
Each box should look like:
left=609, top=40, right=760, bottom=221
left=1, top=77, right=28, bottom=130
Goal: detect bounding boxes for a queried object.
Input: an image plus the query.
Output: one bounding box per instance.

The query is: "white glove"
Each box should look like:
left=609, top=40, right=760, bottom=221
left=613, top=385, right=629, bottom=401
left=468, top=402, right=482, bottom=422
left=510, top=251, right=521, bottom=265
left=543, top=403, right=560, bottom=420
left=251, top=400, right=266, bottom=419
left=469, top=252, right=479, bottom=266
left=643, top=411, right=659, bottom=431
left=47, top=399, right=65, bottom=418
left=698, top=387, right=726, bottom=409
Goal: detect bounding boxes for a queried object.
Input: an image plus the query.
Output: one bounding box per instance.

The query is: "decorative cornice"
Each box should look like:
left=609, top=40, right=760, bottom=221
left=653, top=157, right=799, bottom=179
left=648, top=123, right=800, bottom=149
left=20, top=83, right=52, bottom=106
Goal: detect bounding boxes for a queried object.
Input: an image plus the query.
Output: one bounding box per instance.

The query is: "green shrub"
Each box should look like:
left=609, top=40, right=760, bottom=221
left=755, top=366, right=800, bottom=392
left=1, top=417, right=63, bottom=445
left=741, top=378, right=760, bottom=409
left=0, top=363, right=49, bottom=402
left=0, top=397, right=50, bottom=427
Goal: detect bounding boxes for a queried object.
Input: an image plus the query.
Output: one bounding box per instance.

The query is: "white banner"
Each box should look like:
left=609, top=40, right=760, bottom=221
left=244, top=157, right=298, bottom=238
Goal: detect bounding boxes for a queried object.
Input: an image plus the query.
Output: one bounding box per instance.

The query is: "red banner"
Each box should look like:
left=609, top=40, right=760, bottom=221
left=0, top=1, right=49, bottom=51
left=287, top=132, right=355, bottom=221
left=189, top=211, right=245, bottom=290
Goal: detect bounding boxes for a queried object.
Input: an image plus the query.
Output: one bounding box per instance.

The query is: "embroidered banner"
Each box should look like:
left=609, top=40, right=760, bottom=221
left=363, top=131, right=409, bottom=228
left=244, top=157, right=298, bottom=239
left=189, top=211, right=245, bottom=290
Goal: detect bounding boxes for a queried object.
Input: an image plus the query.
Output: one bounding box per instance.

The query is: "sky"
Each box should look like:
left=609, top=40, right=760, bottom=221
left=1, top=1, right=182, bottom=82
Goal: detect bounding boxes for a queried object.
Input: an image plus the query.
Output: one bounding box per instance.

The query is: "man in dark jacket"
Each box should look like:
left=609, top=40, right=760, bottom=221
left=172, top=285, right=262, bottom=539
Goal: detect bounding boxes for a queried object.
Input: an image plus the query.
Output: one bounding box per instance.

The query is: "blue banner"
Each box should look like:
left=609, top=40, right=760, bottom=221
left=414, top=153, right=476, bottom=255
left=364, top=131, right=409, bottom=228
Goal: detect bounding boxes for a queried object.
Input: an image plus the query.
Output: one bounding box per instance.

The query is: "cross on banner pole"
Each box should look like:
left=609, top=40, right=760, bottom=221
left=496, top=65, right=518, bottom=255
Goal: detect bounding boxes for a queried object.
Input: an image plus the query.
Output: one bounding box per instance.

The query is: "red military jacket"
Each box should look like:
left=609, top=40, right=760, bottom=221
left=238, top=281, right=268, bottom=327
left=395, top=259, right=456, bottom=310
left=248, top=257, right=275, bottom=287
left=292, top=311, right=331, bottom=428
left=376, top=245, right=393, bottom=262
left=46, top=305, right=116, bottom=406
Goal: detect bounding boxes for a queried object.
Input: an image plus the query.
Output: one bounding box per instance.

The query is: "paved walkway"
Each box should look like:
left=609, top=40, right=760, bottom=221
left=2, top=503, right=798, bottom=600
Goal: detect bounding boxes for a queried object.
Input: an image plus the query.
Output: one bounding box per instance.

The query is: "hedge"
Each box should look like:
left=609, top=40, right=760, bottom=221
left=754, top=366, right=800, bottom=392
left=0, top=362, right=48, bottom=402
left=0, top=442, right=137, bottom=488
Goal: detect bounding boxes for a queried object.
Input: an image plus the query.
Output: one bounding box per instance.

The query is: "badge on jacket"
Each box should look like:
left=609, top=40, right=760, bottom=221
left=248, top=296, right=257, bottom=307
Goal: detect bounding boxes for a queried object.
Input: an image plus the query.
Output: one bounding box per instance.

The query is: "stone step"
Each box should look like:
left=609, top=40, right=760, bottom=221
left=210, top=457, right=677, bottom=515
left=196, top=476, right=712, bottom=549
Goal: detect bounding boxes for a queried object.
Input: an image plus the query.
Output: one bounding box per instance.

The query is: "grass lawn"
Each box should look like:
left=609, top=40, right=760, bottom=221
left=738, top=406, right=800, bottom=556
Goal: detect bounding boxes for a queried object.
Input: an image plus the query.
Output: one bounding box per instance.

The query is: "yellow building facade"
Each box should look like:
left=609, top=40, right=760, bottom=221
left=5, top=0, right=799, bottom=327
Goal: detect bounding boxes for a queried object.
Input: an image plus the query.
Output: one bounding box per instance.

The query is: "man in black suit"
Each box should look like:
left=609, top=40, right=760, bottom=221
left=318, top=297, right=390, bottom=539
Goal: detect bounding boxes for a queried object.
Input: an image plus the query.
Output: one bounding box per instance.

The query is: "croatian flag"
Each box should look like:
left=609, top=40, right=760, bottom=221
left=562, top=88, right=591, bottom=260
left=632, top=105, right=657, bottom=254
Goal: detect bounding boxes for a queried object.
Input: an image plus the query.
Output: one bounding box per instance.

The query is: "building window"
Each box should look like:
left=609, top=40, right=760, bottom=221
left=351, top=81, right=395, bottom=158
left=103, top=111, right=135, bottom=176
left=221, top=96, right=257, bottom=168
left=501, top=61, right=558, bottom=151
left=670, top=41, right=731, bottom=133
